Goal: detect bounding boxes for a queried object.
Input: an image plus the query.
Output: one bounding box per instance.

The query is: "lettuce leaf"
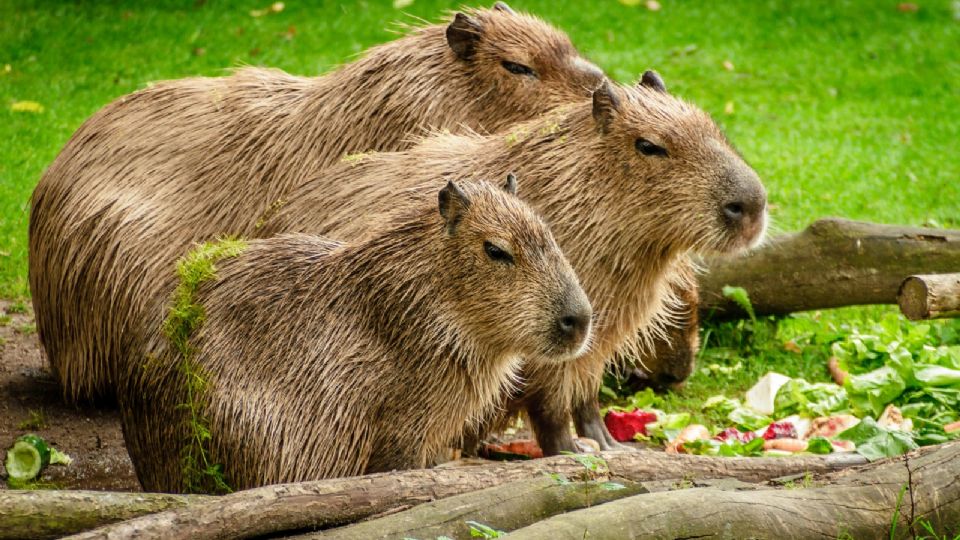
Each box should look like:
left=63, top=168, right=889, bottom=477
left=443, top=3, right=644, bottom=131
left=774, top=378, right=848, bottom=417
left=844, top=366, right=907, bottom=417
left=835, top=417, right=918, bottom=461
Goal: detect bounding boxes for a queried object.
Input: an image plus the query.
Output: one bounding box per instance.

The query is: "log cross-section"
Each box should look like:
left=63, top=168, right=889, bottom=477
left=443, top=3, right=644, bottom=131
left=899, top=273, right=960, bottom=320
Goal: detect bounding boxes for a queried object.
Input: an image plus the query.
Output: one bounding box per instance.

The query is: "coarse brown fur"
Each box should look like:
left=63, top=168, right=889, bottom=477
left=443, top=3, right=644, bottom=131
left=607, top=273, right=701, bottom=397
left=29, top=4, right=604, bottom=403
left=120, top=180, right=592, bottom=491
left=257, top=78, right=767, bottom=454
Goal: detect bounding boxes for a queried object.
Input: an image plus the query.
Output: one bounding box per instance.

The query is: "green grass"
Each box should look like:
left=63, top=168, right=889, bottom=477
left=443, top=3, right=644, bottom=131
left=2, top=2, right=958, bottom=418
left=3, top=0, right=959, bottom=297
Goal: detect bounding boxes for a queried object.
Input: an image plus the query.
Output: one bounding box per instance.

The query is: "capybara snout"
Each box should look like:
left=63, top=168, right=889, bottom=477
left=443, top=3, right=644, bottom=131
left=716, top=162, right=767, bottom=251
left=553, top=282, right=593, bottom=359
left=595, top=71, right=768, bottom=256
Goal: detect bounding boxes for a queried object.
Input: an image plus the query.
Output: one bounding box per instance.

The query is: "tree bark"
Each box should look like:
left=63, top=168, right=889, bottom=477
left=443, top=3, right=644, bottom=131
left=302, top=476, right=646, bottom=540
left=699, top=219, right=960, bottom=318
left=899, top=273, right=960, bottom=320
left=506, top=443, right=960, bottom=540
left=0, top=491, right=209, bottom=540
left=60, top=450, right=865, bottom=540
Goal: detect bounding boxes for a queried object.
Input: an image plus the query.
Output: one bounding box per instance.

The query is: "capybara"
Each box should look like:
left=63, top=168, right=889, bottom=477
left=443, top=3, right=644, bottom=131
left=29, top=3, right=604, bottom=403
left=613, top=272, right=701, bottom=393
left=120, top=179, right=593, bottom=492
left=256, top=74, right=768, bottom=454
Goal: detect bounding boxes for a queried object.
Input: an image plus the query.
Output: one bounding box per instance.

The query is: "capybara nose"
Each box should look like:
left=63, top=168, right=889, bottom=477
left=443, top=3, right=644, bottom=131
left=557, top=296, right=592, bottom=352
left=721, top=190, right=764, bottom=227
left=722, top=201, right=745, bottom=222
left=654, top=371, right=685, bottom=388
left=721, top=172, right=767, bottom=244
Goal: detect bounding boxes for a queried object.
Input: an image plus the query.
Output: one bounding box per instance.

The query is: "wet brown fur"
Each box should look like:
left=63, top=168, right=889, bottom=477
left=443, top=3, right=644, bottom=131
left=257, top=80, right=766, bottom=453
left=29, top=5, right=603, bottom=403
left=120, top=180, right=590, bottom=491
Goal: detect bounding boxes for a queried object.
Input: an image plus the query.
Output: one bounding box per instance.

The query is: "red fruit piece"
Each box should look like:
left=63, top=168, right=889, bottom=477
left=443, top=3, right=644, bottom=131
left=714, top=427, right=757, bottom=444
left=763, top=421, right=798, bottom=440
left=604, top=409, right=658, bottom=442
left=480, top=439, right=544, bottom=460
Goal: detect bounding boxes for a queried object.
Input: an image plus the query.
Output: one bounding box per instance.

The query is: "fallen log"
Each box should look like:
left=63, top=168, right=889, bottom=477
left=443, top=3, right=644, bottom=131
left=699, top=218, right=960, bottom=318
left=507, top=443, right=960, bottom=539
left=61, top=450, right=865, bottom=540
left=304, top=476, right=646, bottom=540
left=0, top=490, right=209, bottom=540
left=898, top=273, right=960, bottom=320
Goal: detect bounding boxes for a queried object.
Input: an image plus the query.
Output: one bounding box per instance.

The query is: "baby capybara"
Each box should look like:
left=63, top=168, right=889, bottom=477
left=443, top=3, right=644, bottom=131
left=258, top=75, right=768, bottom=455
left=120, top=178, right=592, bottom=492
left=29, top=3, right=604, bottom=404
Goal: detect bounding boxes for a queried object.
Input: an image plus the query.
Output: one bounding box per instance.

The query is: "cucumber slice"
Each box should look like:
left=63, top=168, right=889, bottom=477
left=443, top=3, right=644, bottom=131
left=5, top=435, right=51, bottom=481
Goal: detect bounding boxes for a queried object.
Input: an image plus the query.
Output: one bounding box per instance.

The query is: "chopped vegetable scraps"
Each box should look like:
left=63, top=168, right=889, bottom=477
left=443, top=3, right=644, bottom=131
left=4, top=434, right=72, bottom=483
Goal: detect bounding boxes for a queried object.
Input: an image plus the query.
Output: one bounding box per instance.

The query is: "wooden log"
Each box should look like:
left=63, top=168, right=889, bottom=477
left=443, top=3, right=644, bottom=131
left=506, top=443, right=960, bottom=539
left=898, top=273, right=960, bottom=320
left=61, top=450, right=865, bottom=540
left=699, top=218, right=960, bottom=318
left=0, top=490, right=209, bottom=540
left=303, top=476, right=646, bottom=540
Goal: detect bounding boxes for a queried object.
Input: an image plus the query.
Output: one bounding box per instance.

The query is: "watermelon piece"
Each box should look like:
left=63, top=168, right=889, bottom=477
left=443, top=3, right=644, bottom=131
left=604, top=409, right=658, bottom=442
left=714, top=427, right=757, bottom=444
left=762, top=420, right=798, bottom=440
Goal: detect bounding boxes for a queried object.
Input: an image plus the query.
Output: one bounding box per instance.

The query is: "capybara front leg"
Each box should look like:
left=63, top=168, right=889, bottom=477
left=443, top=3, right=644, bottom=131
left=573, top=394, right=630, bottom=451
left=527, top=400, right=577, bottom=456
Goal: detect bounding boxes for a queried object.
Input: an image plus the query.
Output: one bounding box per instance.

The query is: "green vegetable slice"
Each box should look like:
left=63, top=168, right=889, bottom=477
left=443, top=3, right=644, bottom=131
left=5, top=435, right=51, bottom=481
left=806, top=437, right=834, bottom=455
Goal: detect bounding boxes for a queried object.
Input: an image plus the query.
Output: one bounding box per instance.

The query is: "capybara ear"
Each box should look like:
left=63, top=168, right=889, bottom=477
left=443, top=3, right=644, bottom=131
left=503, top=172, right=518, bottom=195
left=446, top=13, right=483, bottom=60
left=639, top=70, right=667, bottom=93
left=438, top=180, right=472, bottom=233
left=492, top=1, right=516, bottom=14
left=592, top=79, right=621, bottom=134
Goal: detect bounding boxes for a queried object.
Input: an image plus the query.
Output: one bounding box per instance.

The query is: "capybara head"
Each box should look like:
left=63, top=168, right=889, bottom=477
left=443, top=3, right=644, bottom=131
left=436, top=176, right=592, bottom=362
left=585, top=72, right=767, bottom=254
left=629, top=277, right=701, bottom=391
left=445, top=3, right=604, bottom=124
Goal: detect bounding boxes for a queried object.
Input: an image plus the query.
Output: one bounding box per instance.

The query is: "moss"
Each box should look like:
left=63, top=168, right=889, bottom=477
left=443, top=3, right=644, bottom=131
left=340, top=151, right=371, bottom=165
left=163, top=237, right=247, bottom=494
left=537, top=120, right=561, bottom=137
left=504, top=128, right=529, bottom=146
left=17, top=409, right=47, bottom=431
left=782, top=472, right=819, bottom=490
left=254, top=198, right=286, bottom=230
left=5, top=478, right=63, bottom=490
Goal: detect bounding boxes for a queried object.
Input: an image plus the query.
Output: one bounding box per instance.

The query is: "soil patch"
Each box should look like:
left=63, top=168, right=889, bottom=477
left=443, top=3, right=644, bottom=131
left=0, top=300, right=139, bottom=491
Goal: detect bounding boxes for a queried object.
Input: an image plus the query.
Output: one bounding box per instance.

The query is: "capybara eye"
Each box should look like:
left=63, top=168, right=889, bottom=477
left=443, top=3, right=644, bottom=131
left=501, top=61, right=535, bottom=77
left=635, top=138, right=668, bottom=158
left=483, top=241, right=514, bottom=264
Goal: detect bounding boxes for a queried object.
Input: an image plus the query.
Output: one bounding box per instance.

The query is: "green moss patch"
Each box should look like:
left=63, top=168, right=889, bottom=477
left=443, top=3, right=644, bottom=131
left=163, top=237, right=246, bottom=494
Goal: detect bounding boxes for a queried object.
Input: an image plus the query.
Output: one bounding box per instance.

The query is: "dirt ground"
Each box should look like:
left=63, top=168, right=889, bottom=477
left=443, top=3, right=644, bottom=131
left=0, top=300, right=140, bottom=491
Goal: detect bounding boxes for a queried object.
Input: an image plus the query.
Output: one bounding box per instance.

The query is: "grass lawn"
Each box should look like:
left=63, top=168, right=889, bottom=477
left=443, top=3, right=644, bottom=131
left=2, top=1, right=958, bottom=415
